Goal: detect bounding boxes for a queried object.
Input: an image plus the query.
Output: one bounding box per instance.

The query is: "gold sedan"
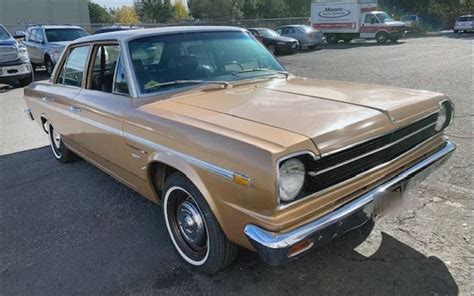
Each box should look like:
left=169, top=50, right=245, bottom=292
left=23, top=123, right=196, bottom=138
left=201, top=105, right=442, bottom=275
left=24, top=27, right=455, bottom=274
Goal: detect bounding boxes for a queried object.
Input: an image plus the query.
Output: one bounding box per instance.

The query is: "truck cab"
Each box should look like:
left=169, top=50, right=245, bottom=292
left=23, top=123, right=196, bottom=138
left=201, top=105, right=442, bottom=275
left=360, top=11, right=406, bottom=43
left=0, top=25, right=33, bottom=88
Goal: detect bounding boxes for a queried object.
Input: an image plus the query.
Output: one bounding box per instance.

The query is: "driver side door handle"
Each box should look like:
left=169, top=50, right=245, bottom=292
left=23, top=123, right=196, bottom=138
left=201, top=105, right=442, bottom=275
left=69, top=106, right=81, bottom=113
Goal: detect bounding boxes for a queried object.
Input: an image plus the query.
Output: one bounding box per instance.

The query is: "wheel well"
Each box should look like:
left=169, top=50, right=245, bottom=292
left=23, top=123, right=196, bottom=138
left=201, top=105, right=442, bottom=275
left=148, top=162, right=178, bottom=198
left=40, top=116, right=48, bottom=134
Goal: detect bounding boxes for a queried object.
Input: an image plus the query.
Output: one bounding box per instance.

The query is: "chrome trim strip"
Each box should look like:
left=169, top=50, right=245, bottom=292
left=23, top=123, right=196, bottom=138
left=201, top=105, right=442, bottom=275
left=308, top=122, right=437, bottom=177
left=36, top=100, right=246, bottom=184
left=123, top=132, right=236, bottom=181
left=245, top=141, right=456, bottom=250
left=277, top=133, right=445, bottom=211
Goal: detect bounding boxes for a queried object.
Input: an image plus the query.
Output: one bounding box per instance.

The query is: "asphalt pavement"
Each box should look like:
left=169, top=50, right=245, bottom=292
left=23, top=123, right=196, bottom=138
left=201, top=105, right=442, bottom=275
left=1, top=32, right=473, bottom=295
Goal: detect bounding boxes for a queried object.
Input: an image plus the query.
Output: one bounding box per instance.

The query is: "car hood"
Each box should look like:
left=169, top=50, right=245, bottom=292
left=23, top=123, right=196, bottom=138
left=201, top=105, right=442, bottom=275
left=386, top=21, right=406, bottom=27
left=158, top=78, right=445, bottom=154
left=0, top=38, right=17, bottom=46
left=269, top=36, right=297, bottom=43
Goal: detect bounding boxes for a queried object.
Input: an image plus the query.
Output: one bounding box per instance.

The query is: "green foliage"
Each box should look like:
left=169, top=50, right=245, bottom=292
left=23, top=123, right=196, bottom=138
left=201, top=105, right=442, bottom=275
left=88, top=1, right=114, bottom=23
left=135, top=0, right=175, bottom=23
left=189, top=0, right=312, bottom=20
left=380, top=0, right=474, bottom=29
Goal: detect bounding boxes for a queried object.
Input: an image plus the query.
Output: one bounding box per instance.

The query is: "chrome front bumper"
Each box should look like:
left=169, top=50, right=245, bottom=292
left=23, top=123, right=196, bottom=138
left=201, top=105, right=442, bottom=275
left=244, top=141, right=456, bottom=266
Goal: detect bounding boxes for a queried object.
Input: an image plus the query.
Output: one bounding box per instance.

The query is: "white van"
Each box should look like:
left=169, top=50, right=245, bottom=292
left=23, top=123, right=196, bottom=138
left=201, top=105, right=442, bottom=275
left=454, top=15, right=474, bottom=33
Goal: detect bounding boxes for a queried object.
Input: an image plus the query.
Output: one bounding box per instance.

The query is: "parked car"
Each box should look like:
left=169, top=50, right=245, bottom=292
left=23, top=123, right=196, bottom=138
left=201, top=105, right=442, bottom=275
left=401, top=15, right=423, bottom=32
left=24, top=26, right=455, bottom=274
left=23, top=25, right=89, bottom=75
left=275, top=25, right=324, bottom=49
left=93, top=25, right=141, bottom=35
left=454, top=15, right=474, bottom=33
left=248, top=28, right=298, bottom=54
left=0, top=24, right=33, bottom=87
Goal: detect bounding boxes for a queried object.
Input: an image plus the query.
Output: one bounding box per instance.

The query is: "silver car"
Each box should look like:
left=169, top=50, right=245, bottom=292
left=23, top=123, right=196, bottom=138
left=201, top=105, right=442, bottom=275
left=23, top=25, right=89, bottom=75
left=275, top=25, right=324, bottom=49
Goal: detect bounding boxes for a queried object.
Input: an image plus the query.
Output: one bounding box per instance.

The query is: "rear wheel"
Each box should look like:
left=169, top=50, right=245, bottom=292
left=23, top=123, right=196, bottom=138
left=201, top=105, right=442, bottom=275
left=45, top=56, right=54, bottom=76
left=163, top=173, right=238, bottom=274
left=326, top=34, right=339, bottom=44
left=48, top=123, right=75, bottom=163
left=343, top=38, right=352, bottom=43
left=375, top=32, right=389, bottom=44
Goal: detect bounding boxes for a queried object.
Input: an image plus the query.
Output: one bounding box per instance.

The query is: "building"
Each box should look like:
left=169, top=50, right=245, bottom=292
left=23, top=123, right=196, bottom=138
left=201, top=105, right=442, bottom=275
left=0, top=0, right=90, bottom=32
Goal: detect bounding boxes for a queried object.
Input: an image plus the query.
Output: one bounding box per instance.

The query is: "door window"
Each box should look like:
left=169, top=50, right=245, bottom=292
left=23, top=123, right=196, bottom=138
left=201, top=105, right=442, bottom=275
left=114, top=57, right=129, bottom=95
left=89, top=44, right=120, bottom=93
left=365, top=14, right=379, bottom=24
left=57, top=45, right=90, bottom=87
left=36, top=29, right=44, bottom=43
left=28, top=29, right=37, bottom=42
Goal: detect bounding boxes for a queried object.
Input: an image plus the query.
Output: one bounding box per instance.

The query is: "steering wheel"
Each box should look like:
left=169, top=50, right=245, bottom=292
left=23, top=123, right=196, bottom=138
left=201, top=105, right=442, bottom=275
left=223, top=61, right=245, bottom=71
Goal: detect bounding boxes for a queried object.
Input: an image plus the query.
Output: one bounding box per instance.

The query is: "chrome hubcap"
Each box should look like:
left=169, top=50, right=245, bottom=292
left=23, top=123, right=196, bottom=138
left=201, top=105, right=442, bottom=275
left=53, top=131, right=61, bottom=148
left=176, top=200, right=205, bottom=249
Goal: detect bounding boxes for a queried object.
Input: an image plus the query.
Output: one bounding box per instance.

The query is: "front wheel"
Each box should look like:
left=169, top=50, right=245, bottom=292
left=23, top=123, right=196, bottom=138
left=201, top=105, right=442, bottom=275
left=163, top=173, right=238, bottom=274
left=376, top=32, right=389, bottom=44
left=48, top=123, right=76, bottom=163
left=326, top=34, right=339, bottom=44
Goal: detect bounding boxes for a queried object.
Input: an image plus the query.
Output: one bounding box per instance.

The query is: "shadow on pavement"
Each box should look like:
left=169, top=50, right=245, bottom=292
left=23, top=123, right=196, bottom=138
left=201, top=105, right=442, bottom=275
left=321, top=40, right=404, bottom=50
left=0, top=147, right=458, bottom=295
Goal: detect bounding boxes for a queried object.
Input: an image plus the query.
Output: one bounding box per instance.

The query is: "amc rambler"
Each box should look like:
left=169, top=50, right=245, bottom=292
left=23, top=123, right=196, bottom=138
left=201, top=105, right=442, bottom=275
left=24, top=27, right=455, bottom=274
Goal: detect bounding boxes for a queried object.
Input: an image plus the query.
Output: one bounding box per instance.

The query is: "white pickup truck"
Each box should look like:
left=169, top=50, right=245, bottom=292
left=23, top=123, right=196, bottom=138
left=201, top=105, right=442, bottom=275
left=311, top=0, right=406, bottom=44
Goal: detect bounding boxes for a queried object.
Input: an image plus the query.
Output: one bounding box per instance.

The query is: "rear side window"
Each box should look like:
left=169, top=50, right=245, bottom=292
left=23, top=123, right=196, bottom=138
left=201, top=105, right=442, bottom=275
left=57, top=45, right=90, bottom=87
left=114, top=57, right=129, bottom=95
left=89, top=44, right=120, bottom=93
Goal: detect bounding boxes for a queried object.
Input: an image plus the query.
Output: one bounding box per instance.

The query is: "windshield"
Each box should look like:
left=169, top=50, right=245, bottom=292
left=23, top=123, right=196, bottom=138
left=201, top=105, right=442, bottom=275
left=257, top=29, right=280, bottom=38
left=458, top=16, right=474, bottom=22
left=45, top=28, right=88, bottom=42
left=376, top=12, right=395, bottom=23
left=129, top=31, right=286, bottom=94
left=402, top=15, right=416, bottom=21
left=0, top=26, right=10, bottom=40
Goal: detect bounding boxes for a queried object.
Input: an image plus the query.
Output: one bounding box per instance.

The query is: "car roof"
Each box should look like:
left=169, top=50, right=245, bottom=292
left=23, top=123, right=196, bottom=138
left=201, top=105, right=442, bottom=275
left=459, top=14, right=473, bottom=17
left=74, top=26, right=247, bottom=44
left=28, top=25, right=85, bottom=30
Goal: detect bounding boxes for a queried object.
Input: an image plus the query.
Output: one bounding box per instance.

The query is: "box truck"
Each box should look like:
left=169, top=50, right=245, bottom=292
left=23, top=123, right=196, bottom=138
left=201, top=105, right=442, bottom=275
left=311, top=0, right=406, bottom=44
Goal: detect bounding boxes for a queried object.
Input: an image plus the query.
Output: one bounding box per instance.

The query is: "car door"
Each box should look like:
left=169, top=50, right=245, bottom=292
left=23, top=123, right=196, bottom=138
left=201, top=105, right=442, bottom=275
left=24, top=29, right=40, bottom=64
left=41, top=44, right=91, bottom=142
left=34, top=29, right=46, bottom=63
left=70, top=42, right=130, bottom=170
left=360, top=13, right=380, bottom=39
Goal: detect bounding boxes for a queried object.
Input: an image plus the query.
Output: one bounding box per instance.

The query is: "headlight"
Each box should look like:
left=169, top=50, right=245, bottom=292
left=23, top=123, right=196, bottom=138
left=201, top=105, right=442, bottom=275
left=435, top=100, right=454, bottom=132
left=279, top=158, right=306, bottom=202
left=17, top=45, right=29, bottom=60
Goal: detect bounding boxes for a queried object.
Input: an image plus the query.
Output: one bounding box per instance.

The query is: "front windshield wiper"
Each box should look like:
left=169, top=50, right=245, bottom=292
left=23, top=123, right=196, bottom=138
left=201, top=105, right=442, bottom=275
left=145, top=80, right=229, bottom=92
left=232, top=68, right=290, bottom=78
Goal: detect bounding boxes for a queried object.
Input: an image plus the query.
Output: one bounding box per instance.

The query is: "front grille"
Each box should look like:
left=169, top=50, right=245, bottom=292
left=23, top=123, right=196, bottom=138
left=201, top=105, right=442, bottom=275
left=303, top=113, right=438, bottom=196
left=0, top=46, right=18, bottom=63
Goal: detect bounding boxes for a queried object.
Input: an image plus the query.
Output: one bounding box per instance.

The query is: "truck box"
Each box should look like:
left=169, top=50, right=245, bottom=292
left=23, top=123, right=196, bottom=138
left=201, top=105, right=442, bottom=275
left=311, top=0, right=378, bottom=33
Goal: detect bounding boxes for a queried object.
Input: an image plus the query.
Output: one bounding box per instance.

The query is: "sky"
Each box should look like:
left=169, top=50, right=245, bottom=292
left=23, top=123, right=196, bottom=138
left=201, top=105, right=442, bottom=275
left=92, top=0, right=135, bottom=9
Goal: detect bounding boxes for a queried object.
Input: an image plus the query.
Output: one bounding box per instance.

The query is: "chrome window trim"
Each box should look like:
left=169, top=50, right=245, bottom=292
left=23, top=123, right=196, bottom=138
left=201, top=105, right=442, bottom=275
left=277, top=133, right=446, bottom=211
left=439, top=98, right=454, bottom=130
left=307, top=121, right=437, bottom=177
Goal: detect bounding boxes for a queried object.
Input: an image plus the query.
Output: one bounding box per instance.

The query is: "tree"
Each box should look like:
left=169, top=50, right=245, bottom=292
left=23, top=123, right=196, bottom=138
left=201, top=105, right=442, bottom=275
left=135, top=0, right=175, bottom=23
left=112, top=6, right=140, bottom=24
left=173, top=1, right=189, bottom=21
left=88, top=1, right=114, bottom=23
left=188, top=0, right=244, bottom=20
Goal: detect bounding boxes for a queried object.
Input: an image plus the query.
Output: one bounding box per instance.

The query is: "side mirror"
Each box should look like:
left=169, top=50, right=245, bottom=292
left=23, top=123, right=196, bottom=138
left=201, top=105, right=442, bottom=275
left=13, top=31, right=26, bottom=39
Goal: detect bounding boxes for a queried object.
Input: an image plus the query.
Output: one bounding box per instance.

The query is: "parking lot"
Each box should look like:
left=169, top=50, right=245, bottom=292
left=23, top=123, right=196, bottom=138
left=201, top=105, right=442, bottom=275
left=1, top=33, right=473, bottom=295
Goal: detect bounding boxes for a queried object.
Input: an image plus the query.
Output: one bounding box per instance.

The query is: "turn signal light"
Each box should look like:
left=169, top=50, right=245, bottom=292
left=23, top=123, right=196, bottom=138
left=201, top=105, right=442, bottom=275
left=288, top=239, right=314, bottom=258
